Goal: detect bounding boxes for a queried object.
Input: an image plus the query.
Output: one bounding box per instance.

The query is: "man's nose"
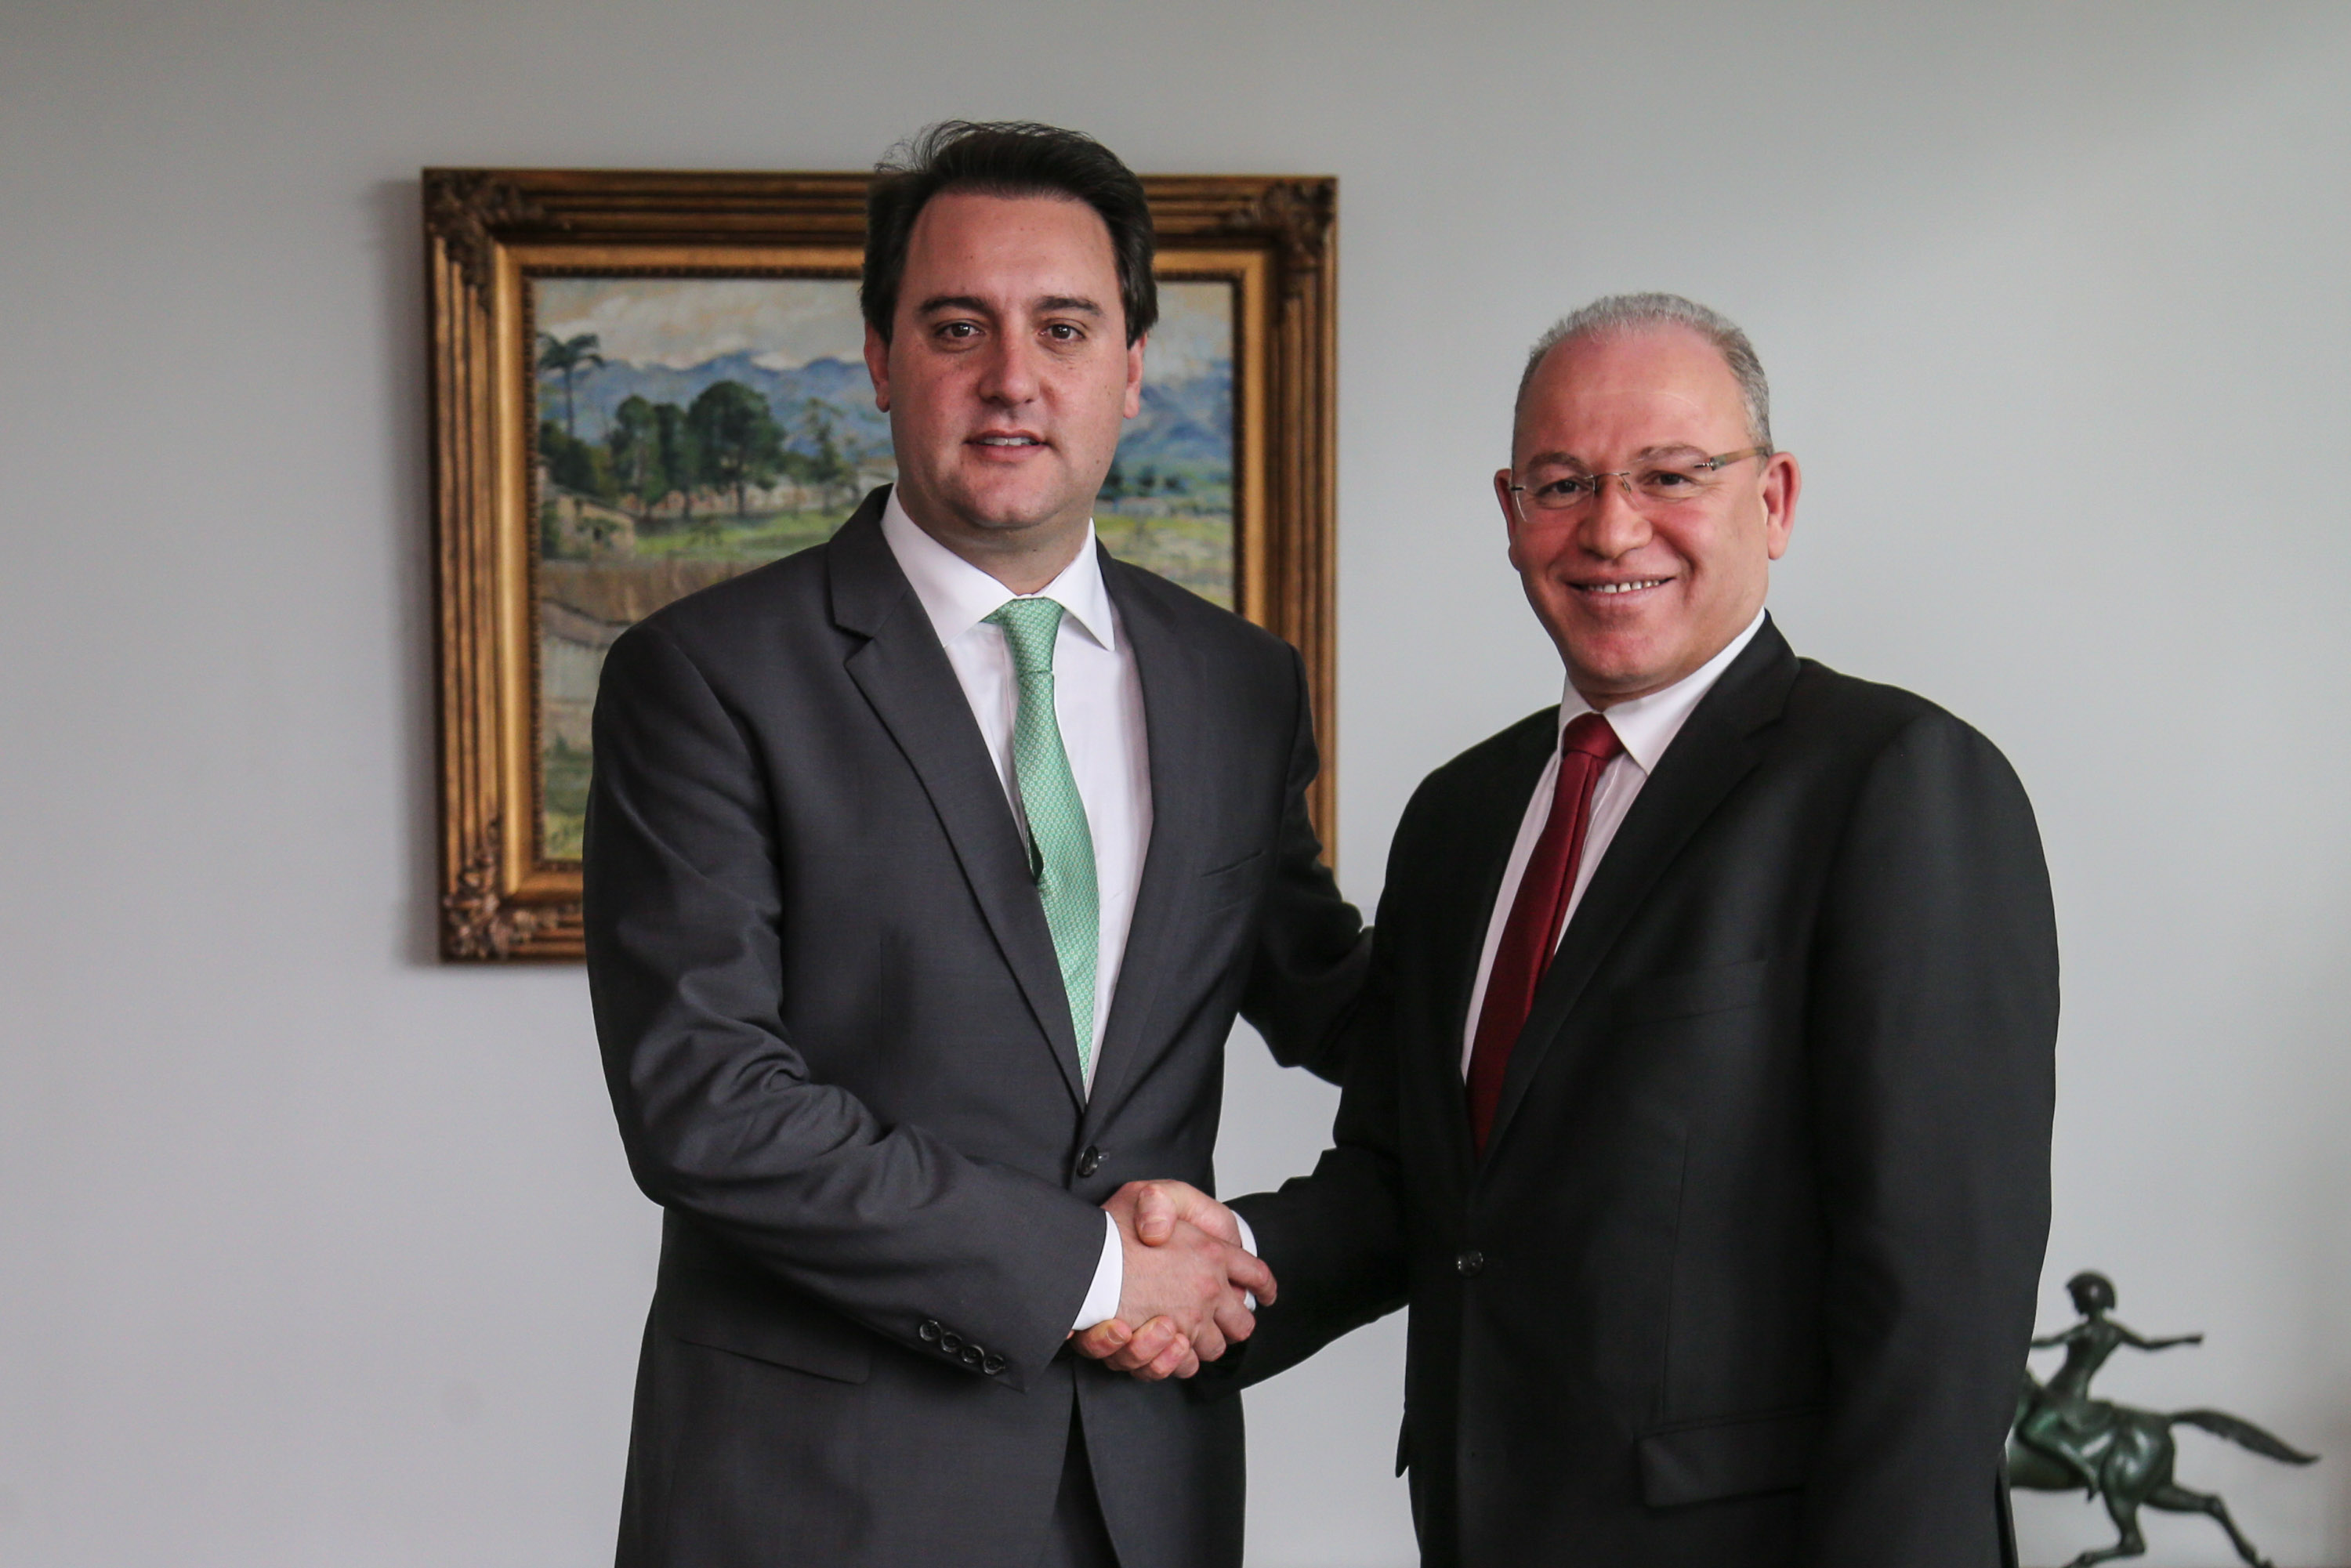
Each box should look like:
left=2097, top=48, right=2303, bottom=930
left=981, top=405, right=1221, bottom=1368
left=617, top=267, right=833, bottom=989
left=975, top=335, right=1041, bottom=405
left=1579, top=475, right=1652, bottom=559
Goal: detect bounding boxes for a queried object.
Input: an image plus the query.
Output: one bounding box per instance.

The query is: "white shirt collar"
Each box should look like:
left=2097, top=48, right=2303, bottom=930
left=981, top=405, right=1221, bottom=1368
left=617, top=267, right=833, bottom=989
left=1561, top=607, right=1769, bottom=773
left=879, top=489, right=1118, bottom=653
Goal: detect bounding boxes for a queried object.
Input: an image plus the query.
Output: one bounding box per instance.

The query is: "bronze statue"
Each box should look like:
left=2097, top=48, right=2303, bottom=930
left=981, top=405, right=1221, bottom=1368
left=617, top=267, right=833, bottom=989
left=2008, top=1271, right=2317, bottom=1568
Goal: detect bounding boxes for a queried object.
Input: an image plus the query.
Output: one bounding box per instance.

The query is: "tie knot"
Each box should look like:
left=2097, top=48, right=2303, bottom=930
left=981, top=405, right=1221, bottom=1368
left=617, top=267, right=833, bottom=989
left=1562, top=711, right=1622, bottom=763
left=987, top=596, right=1067, bottom=675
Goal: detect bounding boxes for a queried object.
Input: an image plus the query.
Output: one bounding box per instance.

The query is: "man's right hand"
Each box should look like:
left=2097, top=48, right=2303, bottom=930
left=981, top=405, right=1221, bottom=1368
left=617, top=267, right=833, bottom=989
left=1111, top=1178, right=1247, bottom=1251
left=1074, top=1182, right=1266, bottom=1380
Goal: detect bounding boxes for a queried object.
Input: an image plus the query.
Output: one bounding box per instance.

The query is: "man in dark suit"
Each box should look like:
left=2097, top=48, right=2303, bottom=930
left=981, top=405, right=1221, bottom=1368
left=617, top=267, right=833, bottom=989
left=584, top=122, right=1364, bottom=1568
left=1089, top=294, right=2058, bottom=1565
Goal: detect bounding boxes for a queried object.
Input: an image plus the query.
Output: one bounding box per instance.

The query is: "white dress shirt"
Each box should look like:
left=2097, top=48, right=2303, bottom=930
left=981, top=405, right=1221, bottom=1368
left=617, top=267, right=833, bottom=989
left=1459, top=610, right=1769, bottom=1076
left=878, top=494, right=1145, bottom=1330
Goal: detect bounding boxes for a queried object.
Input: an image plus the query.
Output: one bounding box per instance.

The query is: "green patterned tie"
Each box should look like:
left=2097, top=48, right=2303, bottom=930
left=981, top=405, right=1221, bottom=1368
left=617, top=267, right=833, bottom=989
left=985, top=597, right=1101, bottom=1091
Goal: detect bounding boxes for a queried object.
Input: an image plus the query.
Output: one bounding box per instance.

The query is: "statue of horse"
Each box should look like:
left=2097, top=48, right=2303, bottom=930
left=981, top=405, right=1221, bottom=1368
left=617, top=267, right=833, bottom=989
left=2009, top=1272, right=2317, bottom=1568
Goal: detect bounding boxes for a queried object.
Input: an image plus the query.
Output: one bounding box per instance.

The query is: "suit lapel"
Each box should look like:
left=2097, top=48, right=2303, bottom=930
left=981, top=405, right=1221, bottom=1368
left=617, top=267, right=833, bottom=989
left=1423, top=714, right=1562, bottom=1182
left=828, top=491, right=1088, bottom=1110
left=1078, top=556, right=1208, bottom=1127
left=1482, top=622, right=1799, bottom=1161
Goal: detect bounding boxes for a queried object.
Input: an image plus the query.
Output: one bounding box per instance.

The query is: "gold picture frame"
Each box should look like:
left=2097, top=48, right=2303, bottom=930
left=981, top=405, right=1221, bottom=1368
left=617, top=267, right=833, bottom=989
left=426, top=168, right=1338, bottom=961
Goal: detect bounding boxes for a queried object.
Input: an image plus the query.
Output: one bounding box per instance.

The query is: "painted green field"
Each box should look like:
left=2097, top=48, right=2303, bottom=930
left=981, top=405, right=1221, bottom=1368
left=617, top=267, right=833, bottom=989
left=1096, top=511, right=1235, bottom=607
left=542, top=736, right=592, bottom=860
left=614, top=505, right=1235, bottom=603
left=626, top=509, right=847, bottom=563
left=538, top=501, right=1236, bottom=862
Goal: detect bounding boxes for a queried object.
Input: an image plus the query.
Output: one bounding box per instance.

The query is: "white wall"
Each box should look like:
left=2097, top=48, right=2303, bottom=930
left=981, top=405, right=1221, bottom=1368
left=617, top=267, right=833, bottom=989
left=3, top=2, right=2347, bottom=1563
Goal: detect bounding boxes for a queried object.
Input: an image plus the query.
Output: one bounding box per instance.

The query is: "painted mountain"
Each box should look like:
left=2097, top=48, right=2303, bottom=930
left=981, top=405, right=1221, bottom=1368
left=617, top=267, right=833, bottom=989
left=559, top=353, right=1233, bottom=481
left=563, top=353, right=891, bottom=455
left=1123, top=368, right=1231, bottom=473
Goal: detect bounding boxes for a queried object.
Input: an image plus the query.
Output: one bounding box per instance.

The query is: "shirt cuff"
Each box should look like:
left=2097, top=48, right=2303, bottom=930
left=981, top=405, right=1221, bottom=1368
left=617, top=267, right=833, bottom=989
left=1241, top=1213, right=1260, bottom=1316
left=1072, top=1211, right=1125, bottom=1331
left=1233, top=1212, right=1259, bottom=1312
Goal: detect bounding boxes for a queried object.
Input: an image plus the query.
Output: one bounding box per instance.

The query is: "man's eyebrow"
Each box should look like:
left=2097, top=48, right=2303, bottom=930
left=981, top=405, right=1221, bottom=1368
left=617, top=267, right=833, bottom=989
left=914, top=294, right=1105, bottom=319
left=1519, top=448, right=1587, bottom=471
left=1521, top=442, right=1708, bottom=469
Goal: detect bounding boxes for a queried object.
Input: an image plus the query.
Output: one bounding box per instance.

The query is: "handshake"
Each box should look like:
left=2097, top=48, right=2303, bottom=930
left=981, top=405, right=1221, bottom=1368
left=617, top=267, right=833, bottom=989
left=1071, top=1182, right=1269, bottom=1382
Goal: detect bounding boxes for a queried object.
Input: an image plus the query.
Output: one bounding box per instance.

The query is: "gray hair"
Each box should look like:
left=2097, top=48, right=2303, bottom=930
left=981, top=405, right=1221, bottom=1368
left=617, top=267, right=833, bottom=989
left=1515, top=292, right=1771, bottom=450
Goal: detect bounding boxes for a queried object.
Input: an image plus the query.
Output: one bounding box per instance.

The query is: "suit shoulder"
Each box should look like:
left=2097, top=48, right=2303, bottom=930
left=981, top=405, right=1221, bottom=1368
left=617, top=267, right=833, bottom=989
left=1402, top=708, right=1559, bottom=821
left=1784, top=657, right=2025, bottom=781
left=1103, top=554, right=1294, bottom=667
left=1791, top=657, right=1965, bottom=736
left=1433, top=706, right=1559, bottom=779
left=608, top=540, right=835, bottom=667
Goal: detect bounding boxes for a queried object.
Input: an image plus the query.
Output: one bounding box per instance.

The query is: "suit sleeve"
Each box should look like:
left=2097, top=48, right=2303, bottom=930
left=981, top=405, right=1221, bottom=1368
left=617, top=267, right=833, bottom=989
left=1802, top=711, right=2059, bottom=1563
left=1212, top=761, right=1434, bottom=1390
left=1238, top=645, right=1372, bottom=1083
left=583, top=620, right=1107, bottom=1392
left=1223, top=945, right=1411, bottom=1385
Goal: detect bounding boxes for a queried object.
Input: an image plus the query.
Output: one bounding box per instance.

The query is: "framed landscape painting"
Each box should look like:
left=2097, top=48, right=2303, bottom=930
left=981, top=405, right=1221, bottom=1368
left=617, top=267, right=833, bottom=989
left=426, top=168, right=1337, bottom=960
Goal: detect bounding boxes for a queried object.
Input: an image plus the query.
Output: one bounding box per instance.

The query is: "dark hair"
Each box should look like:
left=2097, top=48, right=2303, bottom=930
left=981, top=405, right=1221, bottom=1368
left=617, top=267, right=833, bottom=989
left=862, top=121, right=1157, bottom=347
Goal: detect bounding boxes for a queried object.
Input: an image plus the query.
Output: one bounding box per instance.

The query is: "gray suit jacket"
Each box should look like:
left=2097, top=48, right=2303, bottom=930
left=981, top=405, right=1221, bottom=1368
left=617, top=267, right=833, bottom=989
left=585, top=488, right=1367, bottom=1568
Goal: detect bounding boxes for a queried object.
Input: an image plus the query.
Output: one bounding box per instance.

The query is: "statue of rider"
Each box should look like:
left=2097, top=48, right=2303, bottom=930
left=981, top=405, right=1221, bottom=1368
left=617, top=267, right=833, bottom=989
left=2017, top=1270, right=2204, bottom=1491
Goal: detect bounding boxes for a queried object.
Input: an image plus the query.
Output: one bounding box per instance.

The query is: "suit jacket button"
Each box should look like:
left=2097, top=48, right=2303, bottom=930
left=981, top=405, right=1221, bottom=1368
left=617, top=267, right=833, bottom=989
left=982, top=1352, right=1006, bottom=1375
left=960, top=1345, right=984, bottom=1368
left=1454, top=1250, right=1484, bottom=1277
left=940, top=1331, right=963, bottom=1354
left=918, top=1320, right=941, bottom=1343
left=1076, top=1145, right=1104, bottom=1179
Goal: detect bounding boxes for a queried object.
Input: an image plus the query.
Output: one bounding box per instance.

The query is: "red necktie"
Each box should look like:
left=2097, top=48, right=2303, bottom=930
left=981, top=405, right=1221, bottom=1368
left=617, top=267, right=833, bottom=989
left=1465, top=712, right=1623, bottom=1155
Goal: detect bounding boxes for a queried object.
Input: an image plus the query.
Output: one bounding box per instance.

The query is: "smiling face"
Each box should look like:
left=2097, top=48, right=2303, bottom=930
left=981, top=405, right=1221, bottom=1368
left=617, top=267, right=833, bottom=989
left=864, top=189, right=1143, bottom=590
left=1496, top=324, right=1800, bottom=706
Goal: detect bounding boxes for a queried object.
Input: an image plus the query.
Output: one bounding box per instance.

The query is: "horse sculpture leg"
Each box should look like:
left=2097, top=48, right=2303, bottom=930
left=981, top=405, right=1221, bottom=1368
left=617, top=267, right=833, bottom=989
left=2060, top=1487, right=2149, bottom=1568
left=2060, top=1419, right=2174, bottom=1568
left=2144, top=1483, right=2272, bottom=1568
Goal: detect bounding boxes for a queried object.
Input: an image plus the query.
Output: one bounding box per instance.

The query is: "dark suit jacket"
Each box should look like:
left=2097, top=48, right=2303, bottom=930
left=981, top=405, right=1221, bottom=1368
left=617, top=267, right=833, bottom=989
left=1225, top=620, right=2057, bottom=1567
left=585, top=489, right=1366, bottom=1568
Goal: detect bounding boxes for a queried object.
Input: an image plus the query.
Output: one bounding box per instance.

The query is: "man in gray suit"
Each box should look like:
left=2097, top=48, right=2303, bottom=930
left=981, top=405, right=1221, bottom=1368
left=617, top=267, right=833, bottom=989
left=585, top=121, right=1366, bottom=1568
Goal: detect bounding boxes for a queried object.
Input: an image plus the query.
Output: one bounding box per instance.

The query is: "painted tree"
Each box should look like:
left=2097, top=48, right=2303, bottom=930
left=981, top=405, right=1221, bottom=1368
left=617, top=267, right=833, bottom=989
left=686, top=380, right=785, bottom=518
left=654, top=401, right=697, bottom=527
left=792, top=397, right=855, bottom=507
left=538, top=419, right=600, bottom=496
left=535, top=331, right=606, bottom=439
left=607, top=395, right=661, bottom=505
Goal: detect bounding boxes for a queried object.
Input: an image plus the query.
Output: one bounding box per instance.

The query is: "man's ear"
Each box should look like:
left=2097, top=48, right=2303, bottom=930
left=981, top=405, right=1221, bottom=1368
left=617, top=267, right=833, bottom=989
left=864, top=322, right=891, bottom=413
left=1762, top=451, right=1801, bottom=561
left=1122, top=333, right=1146, bottom=420
left=1494, top=467, right=1525, bottom=570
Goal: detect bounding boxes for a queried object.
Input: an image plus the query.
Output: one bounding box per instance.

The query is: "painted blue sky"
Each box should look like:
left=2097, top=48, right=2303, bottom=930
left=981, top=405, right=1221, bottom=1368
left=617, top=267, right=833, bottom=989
left=536, top=275, right=1231, bottom=381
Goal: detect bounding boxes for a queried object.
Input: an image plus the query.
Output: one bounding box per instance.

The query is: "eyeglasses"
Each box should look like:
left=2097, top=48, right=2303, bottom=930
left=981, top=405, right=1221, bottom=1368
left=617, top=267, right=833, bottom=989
left=1509, top=447, right=1770, bottom=517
